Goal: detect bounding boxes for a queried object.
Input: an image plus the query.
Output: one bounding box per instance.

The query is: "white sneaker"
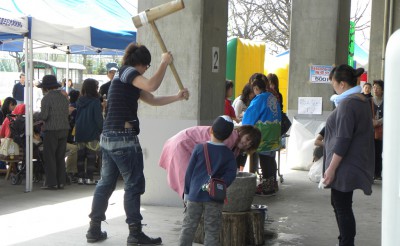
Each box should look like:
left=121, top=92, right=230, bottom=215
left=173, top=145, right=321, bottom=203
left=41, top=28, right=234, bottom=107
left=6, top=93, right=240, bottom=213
left=85, top=179, right=96, bottom=185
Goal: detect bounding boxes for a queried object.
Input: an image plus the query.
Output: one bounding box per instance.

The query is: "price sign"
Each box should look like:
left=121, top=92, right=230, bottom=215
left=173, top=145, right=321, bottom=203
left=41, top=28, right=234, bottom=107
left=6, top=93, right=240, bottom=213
left=310, top=65, right=333, bottom=84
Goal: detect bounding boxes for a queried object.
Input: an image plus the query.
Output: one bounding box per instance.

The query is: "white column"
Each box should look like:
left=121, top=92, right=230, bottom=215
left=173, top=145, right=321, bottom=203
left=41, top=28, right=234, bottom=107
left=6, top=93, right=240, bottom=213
left=382, top=28, right=400, bottom=246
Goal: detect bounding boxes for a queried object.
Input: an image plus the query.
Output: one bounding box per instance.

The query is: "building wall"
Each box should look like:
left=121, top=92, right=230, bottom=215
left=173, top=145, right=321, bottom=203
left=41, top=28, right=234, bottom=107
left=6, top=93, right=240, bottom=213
left=287, top=0, right=350, bottom=124
left=369, top=0, right=400, bottom=82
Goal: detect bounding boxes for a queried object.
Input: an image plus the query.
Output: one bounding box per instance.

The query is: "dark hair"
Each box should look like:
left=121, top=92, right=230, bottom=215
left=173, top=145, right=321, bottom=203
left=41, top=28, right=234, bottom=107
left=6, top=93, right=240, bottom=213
left=267, top=73, right=279, bottom=92
left=122, top=43, right=151, bottom=67
left=250, top=76, right=267, bottom=92
left=363, top=82, right=372, bottom=88
left=226, top=80, right=234, bottom=96
left=20, top=73, right=25, bottom=78
left=1, top=97, right=17, bottom=116
left=236, top=125, right=262, bottom=153
left=373, top=80, right=384, bottom=91
left=68, top=90, right=80, bottom=103
left=329, top=64, right=364, bottom=87
left=240, top=83, right=253, bottom=106
left=81, top=78, right=100, bottom=98
left=249, top=73, right=269, bottom=85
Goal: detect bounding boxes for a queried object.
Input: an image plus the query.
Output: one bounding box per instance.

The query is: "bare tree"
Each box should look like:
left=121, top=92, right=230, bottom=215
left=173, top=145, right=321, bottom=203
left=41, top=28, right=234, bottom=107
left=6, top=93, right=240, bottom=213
left=351, top=0, right=371, bottom=32
left=351, top=0, right=371, bottom=47
left=8, top=52, right=24, bottom=72
left=228, top=0, right=370, bottom=55
left=228, top=0, right=291, bottom=55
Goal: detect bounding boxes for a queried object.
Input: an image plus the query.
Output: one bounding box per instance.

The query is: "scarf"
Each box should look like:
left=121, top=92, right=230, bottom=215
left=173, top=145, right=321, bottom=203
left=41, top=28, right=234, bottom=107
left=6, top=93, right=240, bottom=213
left=330, top=85, right=362, bottom=107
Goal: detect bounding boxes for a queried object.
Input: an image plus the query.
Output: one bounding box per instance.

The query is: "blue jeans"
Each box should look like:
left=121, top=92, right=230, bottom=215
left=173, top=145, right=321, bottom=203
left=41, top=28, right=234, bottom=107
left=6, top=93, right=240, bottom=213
left=89, top=131, right=145, bottom=225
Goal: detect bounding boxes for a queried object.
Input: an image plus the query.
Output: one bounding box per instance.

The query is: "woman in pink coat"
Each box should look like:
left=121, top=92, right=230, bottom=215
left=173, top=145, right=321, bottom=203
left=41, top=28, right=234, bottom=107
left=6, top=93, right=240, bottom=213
left=159, top=124, right=261, bottom=197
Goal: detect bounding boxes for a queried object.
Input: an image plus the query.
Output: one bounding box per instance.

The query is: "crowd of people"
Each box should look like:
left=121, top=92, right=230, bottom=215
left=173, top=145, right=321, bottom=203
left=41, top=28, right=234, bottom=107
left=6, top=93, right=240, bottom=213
left=0, top=43, right=385, bottom=245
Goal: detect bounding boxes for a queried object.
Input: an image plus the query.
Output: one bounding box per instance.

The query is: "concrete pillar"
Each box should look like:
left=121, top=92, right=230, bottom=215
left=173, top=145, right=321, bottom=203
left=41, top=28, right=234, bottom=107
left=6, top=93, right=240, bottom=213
left=136, top=0, right=228, bottom=206
left=287, top=0, right=350, bottom=124
left=369, top=0, right=400, bottom=81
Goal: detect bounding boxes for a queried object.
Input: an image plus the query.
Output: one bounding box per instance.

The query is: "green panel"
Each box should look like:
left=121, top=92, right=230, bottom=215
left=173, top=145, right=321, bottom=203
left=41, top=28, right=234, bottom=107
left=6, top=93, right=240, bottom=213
left=226, top=38, right=238, bottom=82
left=348, top=21, right=355, bottom=67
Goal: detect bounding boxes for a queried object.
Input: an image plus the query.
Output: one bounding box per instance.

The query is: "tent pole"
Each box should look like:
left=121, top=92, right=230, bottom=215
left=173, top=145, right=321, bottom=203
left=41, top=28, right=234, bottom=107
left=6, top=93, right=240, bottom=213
left=24, top=37, right=33, bottom=193
left=66, top=48, right=70, bottom=93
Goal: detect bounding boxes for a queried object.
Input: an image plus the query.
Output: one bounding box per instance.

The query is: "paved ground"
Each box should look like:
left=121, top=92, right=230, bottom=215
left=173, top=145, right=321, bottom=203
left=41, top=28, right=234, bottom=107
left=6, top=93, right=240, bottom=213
left=0, top=161, right=382, bottom=246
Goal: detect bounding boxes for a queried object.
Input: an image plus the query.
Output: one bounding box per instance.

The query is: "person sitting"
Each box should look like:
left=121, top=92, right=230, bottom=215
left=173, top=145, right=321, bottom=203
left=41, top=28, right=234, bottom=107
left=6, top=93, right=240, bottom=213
left=0, top=97, right=17, bottom=125
left=75, top=79, right=103, bottom=185
left=0, top=104, right=25, bottom=138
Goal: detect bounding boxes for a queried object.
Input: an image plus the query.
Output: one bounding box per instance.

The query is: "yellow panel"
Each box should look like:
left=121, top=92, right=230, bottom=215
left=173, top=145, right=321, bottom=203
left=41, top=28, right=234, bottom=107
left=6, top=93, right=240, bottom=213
left=234, top=38, right=265, bottom=98
left=275, top=65, right=289, bottom=112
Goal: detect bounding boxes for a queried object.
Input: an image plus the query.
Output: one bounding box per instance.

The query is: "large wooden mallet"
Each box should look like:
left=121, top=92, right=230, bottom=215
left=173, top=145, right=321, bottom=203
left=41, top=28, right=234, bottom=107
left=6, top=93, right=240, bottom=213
left=133, top=0, right=185, bottom=90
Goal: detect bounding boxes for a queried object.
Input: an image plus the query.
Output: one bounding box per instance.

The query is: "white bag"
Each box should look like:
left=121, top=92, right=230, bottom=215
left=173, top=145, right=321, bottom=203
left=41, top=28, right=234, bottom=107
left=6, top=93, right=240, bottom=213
left=0, top=138, right=20, bottom=157
left=308, top=158, right=323, bottom=183
left=286, top=119, right=315, bottom=170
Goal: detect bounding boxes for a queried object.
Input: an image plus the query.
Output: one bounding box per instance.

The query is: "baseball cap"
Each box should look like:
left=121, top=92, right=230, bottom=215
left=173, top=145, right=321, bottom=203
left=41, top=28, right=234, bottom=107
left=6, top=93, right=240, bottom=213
left=108, top=67, right=118, bottom=72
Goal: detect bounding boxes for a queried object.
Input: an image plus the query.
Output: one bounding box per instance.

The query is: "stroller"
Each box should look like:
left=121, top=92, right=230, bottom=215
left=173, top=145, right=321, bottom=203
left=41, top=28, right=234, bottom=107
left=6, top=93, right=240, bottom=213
left=7, top=114, right=45, bottom=185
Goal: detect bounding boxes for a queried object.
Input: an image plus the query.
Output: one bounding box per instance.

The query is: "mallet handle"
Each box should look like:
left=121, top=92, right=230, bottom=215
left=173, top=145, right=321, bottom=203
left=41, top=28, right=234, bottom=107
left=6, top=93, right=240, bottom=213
left=150, top=21, right=184, bottom=91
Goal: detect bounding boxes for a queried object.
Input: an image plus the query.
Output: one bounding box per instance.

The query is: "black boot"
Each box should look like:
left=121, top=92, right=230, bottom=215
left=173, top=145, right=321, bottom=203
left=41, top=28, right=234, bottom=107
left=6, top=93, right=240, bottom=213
left=127, top=223, right=162, bottom=246
left=86, top=220, right=107, bottom=243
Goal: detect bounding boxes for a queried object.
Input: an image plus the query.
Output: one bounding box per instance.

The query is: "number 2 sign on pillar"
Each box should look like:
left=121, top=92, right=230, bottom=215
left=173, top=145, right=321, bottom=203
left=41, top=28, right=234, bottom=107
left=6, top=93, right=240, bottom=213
left=212, top=47, right=219, bottom=73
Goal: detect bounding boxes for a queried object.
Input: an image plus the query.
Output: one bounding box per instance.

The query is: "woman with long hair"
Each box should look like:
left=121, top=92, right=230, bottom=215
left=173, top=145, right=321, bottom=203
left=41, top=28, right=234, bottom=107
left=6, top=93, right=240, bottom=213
left=0, top=97, right=17, bottom=125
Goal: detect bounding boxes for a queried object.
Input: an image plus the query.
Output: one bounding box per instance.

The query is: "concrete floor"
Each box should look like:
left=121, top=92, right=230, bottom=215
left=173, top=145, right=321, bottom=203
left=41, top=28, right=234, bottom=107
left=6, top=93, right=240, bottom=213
left=0, top=164, right=382, bottom=246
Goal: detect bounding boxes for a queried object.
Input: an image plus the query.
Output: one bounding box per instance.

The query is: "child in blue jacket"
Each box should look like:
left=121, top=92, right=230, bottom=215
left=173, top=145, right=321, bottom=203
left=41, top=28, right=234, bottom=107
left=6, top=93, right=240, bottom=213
left=179, top=115, right=237, bottom=245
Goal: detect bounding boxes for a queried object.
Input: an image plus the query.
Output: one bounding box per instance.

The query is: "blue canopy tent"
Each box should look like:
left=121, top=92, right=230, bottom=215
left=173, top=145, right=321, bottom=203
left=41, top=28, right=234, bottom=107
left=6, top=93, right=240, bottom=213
left=0, top=0, right=137, bottom=54
left=0, top=0, right=137, bottom=192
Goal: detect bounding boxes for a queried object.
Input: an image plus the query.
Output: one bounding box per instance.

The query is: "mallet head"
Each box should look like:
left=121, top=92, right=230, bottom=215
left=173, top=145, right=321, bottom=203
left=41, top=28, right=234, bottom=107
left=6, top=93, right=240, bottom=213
left=132, top=0, right=185, bottom=28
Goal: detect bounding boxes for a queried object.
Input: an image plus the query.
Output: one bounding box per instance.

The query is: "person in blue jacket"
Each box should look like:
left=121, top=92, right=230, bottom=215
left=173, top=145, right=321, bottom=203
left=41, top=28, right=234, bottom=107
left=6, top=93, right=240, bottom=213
left=179, top=115, right=237, bottom=245
left=75, top=78, right=103, bottom=185
left=242, top=74, right=281, bottom=195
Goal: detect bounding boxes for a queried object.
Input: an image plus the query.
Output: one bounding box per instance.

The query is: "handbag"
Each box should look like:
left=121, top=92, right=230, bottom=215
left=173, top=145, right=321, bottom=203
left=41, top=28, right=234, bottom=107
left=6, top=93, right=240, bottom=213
left=0, top=138, right=20, bottom=158
left=203, top=143, right=227, bottom=202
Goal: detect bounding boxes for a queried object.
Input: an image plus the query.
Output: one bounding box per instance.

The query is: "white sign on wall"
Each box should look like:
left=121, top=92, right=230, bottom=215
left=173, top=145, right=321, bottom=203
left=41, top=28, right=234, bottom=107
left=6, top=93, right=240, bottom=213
left=298, top=97, right=322, bottom=115
left=212, top=47, right=219, bottom=73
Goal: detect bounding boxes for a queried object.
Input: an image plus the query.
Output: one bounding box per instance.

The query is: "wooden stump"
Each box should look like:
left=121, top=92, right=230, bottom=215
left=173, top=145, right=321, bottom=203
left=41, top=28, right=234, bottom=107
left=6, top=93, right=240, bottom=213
left=193, top=210, right=265, bottom=246
left=246, top=210, right=265, bottom=245
left=220, top=211, right=248, bottom=246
